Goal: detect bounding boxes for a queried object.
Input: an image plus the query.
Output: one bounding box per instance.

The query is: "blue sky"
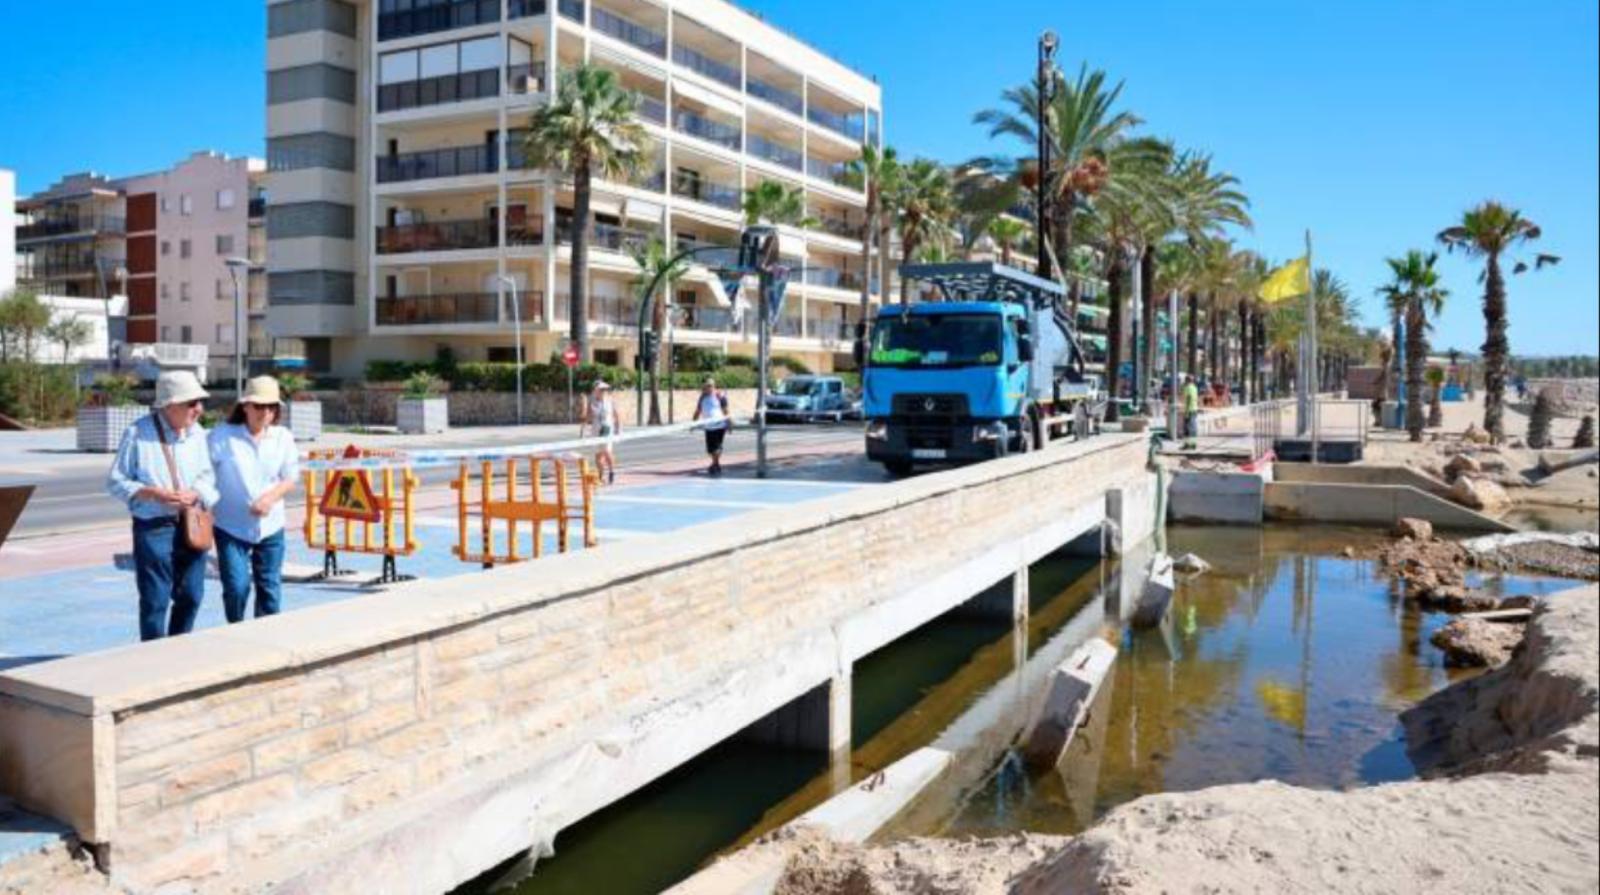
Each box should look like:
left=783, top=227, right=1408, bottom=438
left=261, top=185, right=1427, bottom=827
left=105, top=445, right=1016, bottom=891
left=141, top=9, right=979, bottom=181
left=3, top=0, right=1595, bottom=355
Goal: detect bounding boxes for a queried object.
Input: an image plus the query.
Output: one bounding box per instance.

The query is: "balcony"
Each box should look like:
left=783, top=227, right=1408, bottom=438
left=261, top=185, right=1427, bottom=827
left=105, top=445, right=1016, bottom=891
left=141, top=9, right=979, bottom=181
left=673, top=45, right=739, bottom=88
left=17, top=215, right=126, bottom=241
left=557, top=0, right=583, bottom=22
left=747, top=78, right=802, bottom=116
left=378, top=0, right=499, bottom=41
left=803, top=268, right=865, bottom=291
left=673, top=108, right=740, bottom=151
left=376, top=293, right=501, bottom=326
left=555, top=220, right=657, bottom=254
left=248, top=197, right=266, bottom=219
left=377, top=67, right=499, bottom=113
left=629, top=166, right=667, bottom=191
left=552, top=294, right=639, bottom=329
left=377, top=144, right=497, bottom=183
left=813, top=214, right=861, bottom=240
left=507, top=62, right=547, bottom=95
left=747, top=134, right=802, bottom=172
left=509, top=0, right=547, bottom=18
left=636, top=94, right=666, bottom=125
left=591, top=6, right=665, bottom=57
left=806, top=156, right=855, bottom=189
left=672, top=176, right=741, bottom=212
left=376, top=216, right=545, bottom=253
left=807, top=106, right=865, bottom=142
left=676, top=305, right=736, bottom=332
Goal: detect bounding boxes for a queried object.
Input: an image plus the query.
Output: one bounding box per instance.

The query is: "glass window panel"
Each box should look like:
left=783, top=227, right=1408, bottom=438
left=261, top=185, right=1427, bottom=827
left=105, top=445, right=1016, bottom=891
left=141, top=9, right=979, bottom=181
left=459, top=36, right=500, bottom=72
left=419, top=44, right=458, bottom=79
left=380, top=50, right=419, bottom=84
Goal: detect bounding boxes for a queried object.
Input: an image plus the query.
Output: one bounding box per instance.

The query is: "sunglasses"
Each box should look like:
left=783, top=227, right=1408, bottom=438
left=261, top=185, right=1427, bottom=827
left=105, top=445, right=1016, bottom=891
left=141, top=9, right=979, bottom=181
left=183, top=399, right=205, bottom=409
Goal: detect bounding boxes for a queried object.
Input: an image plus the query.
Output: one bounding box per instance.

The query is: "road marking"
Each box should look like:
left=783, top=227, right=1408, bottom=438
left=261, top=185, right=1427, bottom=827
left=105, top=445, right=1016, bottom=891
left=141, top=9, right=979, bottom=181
left=596, top=495, right=776, bottom=509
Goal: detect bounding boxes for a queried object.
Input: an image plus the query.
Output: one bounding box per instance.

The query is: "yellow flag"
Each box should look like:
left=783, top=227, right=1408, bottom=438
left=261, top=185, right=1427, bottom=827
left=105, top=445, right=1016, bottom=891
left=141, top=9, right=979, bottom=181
left=1258, top=256, right=1310, bottom=304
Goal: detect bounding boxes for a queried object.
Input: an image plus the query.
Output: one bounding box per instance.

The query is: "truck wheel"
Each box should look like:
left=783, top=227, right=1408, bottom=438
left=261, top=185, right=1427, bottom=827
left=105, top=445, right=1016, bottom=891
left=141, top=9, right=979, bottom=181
left=883, top=459, right=914, bottom=478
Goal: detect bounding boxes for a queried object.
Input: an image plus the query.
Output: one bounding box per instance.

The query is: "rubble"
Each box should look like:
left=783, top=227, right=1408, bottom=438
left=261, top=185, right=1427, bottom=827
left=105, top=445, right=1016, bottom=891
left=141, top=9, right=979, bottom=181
left=1430, top=617, right=1526, bottom=667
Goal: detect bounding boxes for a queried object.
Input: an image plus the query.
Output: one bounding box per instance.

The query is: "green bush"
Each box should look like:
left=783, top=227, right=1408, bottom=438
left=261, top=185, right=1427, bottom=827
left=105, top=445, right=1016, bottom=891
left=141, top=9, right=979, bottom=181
left=0, top=362, right=81, bottom=424
left=771, top=354, right=812, bottom=375
left=402, top=371, right=445, bottom=399
left=673, top=346, right=725, bottom=373
left=365, top=360, right=432, bottom=382
left=89, top=374, right=138, bottom=407
left=722, top=354, right=756, bottom=370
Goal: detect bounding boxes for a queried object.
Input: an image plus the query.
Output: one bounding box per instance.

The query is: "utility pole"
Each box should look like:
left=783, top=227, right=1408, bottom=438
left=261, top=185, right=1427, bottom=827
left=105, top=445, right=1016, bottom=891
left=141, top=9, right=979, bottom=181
left=497, top=275, right=524, bottom=425
left=225, top=257, right=252, bottom=395
left=1035, top=30, right=1058, bottom=280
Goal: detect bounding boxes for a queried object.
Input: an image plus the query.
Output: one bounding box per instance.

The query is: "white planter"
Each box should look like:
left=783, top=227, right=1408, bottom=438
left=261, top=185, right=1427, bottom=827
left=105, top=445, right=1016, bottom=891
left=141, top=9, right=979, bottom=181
left=398, top=397, right=448, bottom=434
left=77, top=405, right=147, bottom=452
left=282, top=400, right=323, bottom=441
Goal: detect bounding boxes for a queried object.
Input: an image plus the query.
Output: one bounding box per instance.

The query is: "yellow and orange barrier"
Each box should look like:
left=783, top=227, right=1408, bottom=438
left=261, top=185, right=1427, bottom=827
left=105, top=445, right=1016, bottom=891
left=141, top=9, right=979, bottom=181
left=302, top=446, right=419, bottom=584
left=451, top=455, right=597, bottom=568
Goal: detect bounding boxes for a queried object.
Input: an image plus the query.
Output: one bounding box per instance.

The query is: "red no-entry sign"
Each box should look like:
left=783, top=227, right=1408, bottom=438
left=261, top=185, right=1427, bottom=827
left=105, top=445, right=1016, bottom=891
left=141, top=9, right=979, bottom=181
left=562, top=344, right=579, bottom=368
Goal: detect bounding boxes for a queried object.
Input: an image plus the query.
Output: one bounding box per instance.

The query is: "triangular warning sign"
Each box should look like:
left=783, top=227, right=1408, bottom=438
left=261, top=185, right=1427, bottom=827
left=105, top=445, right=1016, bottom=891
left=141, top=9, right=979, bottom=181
left=319, top=445, right=383, bottom=522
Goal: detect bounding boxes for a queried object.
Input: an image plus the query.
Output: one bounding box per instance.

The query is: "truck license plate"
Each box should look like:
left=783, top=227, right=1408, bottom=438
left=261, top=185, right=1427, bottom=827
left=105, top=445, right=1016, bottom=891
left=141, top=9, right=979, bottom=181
left=912, top=448, right=946, bottom=460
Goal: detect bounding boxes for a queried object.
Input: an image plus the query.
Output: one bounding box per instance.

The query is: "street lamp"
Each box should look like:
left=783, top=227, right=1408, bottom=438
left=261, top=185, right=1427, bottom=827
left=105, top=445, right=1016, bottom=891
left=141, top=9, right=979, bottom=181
left=496, top=274, right=524, bottom=425
left=225, top=257, right=253, bottom=396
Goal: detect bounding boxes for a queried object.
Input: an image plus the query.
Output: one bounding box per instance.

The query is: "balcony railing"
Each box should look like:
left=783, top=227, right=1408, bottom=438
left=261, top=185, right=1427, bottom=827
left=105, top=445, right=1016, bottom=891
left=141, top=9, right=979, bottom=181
left=20, top=255, right=113, bottom=280
left=636, top=94, right=666, bottom=125
left=378, top=0, right=499, bottom=41
left=248, top=197, right=266, bottom=219
left=552, top=294, right=639, bottom=329
left=672, top=177, right=741, bottom=211
left=17, top=216, right=126, bottom=241
left=803, top=268, right=865, bottom=291
left=806, top=156, right=855, bottom=188
left=630, top=167, right=667, bottom=192
left=507, top=62, right=547, bottom=95
left=748, top=134, right=802, bottom=171
left=377, top=67, right=499, bottom=112
left=509, top=0, right=547, bottom=18
left=675, top=305, right=737, bottom=332
left=772, top=316, right=803, bottom=337
left=673, top=108, right=740, bottom=151
left=592, top=6, right=665, bottom=56
left=807, top=106, right=866, bottom=141
left=813, top=214, right=861, bottom=240
left=747, top=77, right=802, bottom=116
left=376, top=293, right=501, bottom=326
left=673, top=44, right=739, bottom=88
left=376, top=216, right=545, bottom=253
left=377, top=144, right=497, bottom=183
left=557, top=0, right=584, bottom=21
left=555, top=220, right=657, bottom=254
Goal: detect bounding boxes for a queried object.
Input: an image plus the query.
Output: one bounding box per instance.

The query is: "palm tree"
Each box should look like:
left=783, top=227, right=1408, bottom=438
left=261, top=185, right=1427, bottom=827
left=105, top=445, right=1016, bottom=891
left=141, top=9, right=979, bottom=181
left=986, top=217, right=1028, bottom=266
left=742, top=179, right=816, bottom=229
left=523, top=65, right=647, bottom=362
left=1378, top=251, right=1447, bottom=441
left=891, top=159, right=955, bottom=302
left=1437, top=201, right=1559, bottom=441
left=844, top=144, right=898, bottom=359
left=631, top=237, right=690, bottom=424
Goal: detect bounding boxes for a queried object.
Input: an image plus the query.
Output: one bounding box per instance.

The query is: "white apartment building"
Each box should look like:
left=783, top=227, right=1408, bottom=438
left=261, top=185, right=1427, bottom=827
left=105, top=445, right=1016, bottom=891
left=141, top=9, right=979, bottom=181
left=13, top=153, right=268, bottom=382
left=266, top=0, right=884, bottom=377
left=0, top=168, right=16, bottom=294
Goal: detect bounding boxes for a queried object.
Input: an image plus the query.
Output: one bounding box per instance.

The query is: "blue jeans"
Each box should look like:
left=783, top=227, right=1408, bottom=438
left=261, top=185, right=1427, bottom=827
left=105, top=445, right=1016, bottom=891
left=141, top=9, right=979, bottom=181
left=132, top=517, right=207, bottom=641
left=216, top=529, right=286, bottom=623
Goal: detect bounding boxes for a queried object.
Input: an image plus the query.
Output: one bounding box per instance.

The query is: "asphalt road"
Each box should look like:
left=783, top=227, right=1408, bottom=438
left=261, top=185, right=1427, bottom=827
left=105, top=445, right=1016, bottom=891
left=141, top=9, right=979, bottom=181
left=7, top=422, right=867, bottom=538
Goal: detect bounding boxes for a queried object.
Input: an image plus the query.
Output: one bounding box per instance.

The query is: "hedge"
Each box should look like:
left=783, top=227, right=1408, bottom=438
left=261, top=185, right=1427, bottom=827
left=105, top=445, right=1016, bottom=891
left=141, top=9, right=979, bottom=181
left=368, top=359, right=767, bottom=393
left=0, top=362, right=79, bottom=424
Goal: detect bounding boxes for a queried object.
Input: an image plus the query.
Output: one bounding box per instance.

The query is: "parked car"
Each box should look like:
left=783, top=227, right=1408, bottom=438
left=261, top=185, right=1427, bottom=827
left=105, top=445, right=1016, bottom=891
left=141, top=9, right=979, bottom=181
left=765, top=375, right=852, bottom=422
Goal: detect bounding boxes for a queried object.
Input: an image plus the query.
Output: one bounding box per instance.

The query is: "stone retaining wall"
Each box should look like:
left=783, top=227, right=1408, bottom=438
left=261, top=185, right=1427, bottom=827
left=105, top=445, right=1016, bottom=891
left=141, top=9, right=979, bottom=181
left=0, top=435, right=1151, bottom=894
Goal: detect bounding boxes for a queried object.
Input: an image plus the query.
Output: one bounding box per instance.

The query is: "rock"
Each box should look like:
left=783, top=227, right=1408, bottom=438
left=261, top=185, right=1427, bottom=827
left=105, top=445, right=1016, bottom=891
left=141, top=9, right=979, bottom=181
left=1500, top=595, right=1538, bottom=611
left=1430, top=617, right=1525, bottom=667
left=1341, top=546, right=1357, bottom=558
left=1394, top=517, right=1434, bottom=541
left=1463, top=422, right=1492, bottom=444
left=1444, top=454, right=1482, bottom=481
left=1174, top=553, right=1211, bottom=575
left=1421, top=586, right=1503, bottom=614
left=1450, top=476, right=1512, bottom=513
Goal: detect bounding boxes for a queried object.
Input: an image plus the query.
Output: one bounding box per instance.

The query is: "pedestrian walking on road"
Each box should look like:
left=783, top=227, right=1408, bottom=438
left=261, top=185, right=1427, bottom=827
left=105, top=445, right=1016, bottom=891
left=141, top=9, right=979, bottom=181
left=693, top=377, right=732, bottom=476
left=1181, top=375, right=1201, bottom=449
left=107, top=371, right=219, bottom=641
left=209, top=377, right=300, bottom=623
left=581, top=380, right=620, bottom=485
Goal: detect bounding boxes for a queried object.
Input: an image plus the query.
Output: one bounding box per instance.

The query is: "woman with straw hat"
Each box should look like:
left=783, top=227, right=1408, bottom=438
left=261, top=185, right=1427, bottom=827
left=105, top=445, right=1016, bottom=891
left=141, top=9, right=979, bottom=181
left=208, top=376, right=300, bottom=622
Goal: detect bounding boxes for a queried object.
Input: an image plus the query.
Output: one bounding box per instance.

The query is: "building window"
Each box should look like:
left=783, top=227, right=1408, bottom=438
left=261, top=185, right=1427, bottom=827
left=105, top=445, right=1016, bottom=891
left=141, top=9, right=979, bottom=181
left=161, top=282, right=170, bottom=300
left=180, top=282, right=191, bottom=302
left=594, top=349, right=621, bottom=366
left=180, top=195, right=193, bottom=216
left=216, top=234, right=235, bottom=255
left=161, top=196, right=171, bottom=213
left=180, top=239, right=192, bottom=259
left=160, top=240, right=171, bottom=256
left=216, top=323, right=234, bottom=345
left=161, top=326, right=171, bottom=341
left=181, top=325, right=193, bottom=343
left=217, top=279, right=228, bottom=300
left=217, top=189, right=236, bottom=210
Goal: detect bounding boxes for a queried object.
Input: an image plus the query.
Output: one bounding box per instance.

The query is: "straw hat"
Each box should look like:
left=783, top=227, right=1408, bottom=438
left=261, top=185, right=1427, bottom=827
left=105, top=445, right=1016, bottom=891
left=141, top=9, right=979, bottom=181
left=240, top=376, right=282, bottom=406
left=594, top=380, right=611, bottom=391
left=154, top=371, right=210, bottom=408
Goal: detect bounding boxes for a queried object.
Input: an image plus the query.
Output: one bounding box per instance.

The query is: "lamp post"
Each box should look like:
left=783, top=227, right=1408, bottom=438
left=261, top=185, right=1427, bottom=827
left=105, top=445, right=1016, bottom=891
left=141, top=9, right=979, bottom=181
left=225, top=257, right=252, bottom=396
left=497, top=274, right=524, bottom=425
left=1035, top=30, right=1058, bottom=280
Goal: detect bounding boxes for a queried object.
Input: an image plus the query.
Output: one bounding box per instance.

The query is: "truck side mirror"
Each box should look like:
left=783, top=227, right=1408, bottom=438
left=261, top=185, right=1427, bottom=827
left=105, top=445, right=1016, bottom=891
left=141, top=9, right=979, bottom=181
left=1018, top=337, right=1035, bottom=363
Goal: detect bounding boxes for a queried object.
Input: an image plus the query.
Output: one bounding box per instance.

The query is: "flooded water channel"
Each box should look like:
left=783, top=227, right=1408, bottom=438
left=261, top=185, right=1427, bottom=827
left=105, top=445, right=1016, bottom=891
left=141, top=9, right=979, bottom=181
left=462, top=524, right=1579, bottom=893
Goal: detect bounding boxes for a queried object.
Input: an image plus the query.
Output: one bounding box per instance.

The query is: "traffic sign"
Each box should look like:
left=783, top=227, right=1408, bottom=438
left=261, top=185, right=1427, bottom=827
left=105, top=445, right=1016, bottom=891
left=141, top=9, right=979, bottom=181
left=319, top=445, right=382, bottom=522
left=562, top=344, right=580, bottom=368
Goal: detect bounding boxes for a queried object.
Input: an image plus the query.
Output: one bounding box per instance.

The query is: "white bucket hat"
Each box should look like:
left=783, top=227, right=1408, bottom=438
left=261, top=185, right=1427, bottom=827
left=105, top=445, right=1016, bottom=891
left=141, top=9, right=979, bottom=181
left=240, top=376, right=282, bottom=406
left=155, top=371, right=210, bottom=408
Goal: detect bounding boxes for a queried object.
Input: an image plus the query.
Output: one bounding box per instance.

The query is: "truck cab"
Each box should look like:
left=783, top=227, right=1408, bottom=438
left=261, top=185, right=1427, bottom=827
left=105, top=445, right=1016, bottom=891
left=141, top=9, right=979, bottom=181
left=862, top=262, right=1099, bottom=476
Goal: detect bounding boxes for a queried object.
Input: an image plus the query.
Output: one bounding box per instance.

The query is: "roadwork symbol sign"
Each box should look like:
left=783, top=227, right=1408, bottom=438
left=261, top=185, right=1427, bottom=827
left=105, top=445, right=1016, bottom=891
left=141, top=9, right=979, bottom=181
left=319, top=445, right=383, bottom=522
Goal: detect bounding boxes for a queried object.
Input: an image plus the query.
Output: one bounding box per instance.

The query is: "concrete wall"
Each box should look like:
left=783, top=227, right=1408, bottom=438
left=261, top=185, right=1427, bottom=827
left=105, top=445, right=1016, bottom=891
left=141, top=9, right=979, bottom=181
left=1263, top=481, right=1513, bottom=533
left=1168, top=468, right=1266, bottom=525
left=1272, top=461, right=1452, bottom=499
left=0, top=435, right=1152, bottom=894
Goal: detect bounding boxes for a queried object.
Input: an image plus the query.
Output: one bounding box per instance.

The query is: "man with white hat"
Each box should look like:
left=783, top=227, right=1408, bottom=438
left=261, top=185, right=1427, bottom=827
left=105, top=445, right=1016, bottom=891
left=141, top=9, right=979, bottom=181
left=107, top=371, right=220, bottom=641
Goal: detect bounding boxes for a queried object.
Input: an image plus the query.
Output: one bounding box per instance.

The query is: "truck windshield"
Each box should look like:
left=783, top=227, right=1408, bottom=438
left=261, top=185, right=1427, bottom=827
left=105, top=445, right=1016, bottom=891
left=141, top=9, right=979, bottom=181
left=776, top=378, right=816, bottom=395
left=868, top=314, right=1003, bottom=368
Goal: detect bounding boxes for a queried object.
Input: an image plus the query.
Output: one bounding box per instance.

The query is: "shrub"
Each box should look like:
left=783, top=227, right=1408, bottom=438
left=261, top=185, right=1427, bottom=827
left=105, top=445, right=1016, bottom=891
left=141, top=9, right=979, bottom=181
left=722, top=354, right=756, bottom=370
left=771, top=354, right=812, bottom=375
left=89, top=374, right=138, bottom=407
left=365, top=360, right=431, bottom=382
left=277, top=373, right=310, bottom=400
left=673, top=346, right=725, bottom=373
left=402, top=371, right=445, bottom=399
left=0, top=362, right=80, bottom=423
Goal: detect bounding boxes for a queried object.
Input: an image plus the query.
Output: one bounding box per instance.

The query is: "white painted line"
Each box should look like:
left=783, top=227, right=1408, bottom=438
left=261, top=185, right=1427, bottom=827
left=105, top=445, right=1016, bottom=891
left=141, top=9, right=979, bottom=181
left=596, top=495, right=776, bottom=509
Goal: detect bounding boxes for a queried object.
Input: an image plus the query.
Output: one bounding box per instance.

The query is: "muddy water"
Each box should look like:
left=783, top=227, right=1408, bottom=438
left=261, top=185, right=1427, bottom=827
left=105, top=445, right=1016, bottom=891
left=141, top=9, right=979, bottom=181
left=934, top=525, right=1578, bottom=838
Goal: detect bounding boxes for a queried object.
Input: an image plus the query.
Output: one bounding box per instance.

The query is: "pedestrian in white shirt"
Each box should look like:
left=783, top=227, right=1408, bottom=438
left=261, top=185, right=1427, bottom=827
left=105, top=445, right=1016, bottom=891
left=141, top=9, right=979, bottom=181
left=209, top=377, right=300, bottom=622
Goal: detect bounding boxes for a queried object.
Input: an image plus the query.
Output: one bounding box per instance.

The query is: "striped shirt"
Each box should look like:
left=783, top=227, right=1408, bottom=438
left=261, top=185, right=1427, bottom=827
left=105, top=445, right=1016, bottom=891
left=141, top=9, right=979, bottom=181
left=106, top=413, right=220, bottom=521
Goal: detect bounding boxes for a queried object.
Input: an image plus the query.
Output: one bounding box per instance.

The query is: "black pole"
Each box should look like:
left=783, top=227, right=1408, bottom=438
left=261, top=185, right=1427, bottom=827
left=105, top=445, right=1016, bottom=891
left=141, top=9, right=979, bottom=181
left=634, top=243, right=733, bottom=427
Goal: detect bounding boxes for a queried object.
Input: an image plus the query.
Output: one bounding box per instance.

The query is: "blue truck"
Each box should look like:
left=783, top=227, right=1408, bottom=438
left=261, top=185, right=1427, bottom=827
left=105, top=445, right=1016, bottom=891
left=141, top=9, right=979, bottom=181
left=862, top=262, right=1104, bottom=476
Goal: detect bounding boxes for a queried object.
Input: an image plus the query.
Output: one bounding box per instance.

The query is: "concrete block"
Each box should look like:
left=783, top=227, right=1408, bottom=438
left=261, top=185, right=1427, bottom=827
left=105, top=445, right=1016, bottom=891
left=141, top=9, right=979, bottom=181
left=1022, top=640, right=1118, bottom=770
left=1133, top=553, right=1176, bottom=630
left=1168, top=468, right=1265, bottom=525
left=1263, top=482, right=1514, bottom=533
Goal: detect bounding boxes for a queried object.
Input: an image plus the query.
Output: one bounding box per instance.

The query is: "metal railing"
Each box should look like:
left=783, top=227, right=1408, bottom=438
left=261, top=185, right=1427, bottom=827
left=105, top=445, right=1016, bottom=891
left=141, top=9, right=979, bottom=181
left=376, top=218, right=507, bottom=253
left=806, top=156, right=854, bottom=188
left=673, top=44, right=740, bottom=87
left=807, top=106, right=865, bottom=141
left=802, top=268, right=864, bottom=291
left=557, top=0, right=583, bottom=21
left=748, top=134, right=803, bottom=171
left=813, top=214, right=861, bottom=240
left=555, top=220, right=657, bottom=253
left=507, top=62, right=547, bottom=95
left=635, top=94, right=666, bottom=124
left=378, top=68, right=499, bottom=112
left=17, top=216, right=126, bottom=240
left=592, top=6, right=665, bottom=56
left=376, top=293, right=501, bottom=326
left=551, top=294, right=639, bottom=329
left=746, top=78, right=802, bottom=115
left=377, top=144, right=497, bottom=183
left=673, top=108, right=741, bottom=151
left=378, top=0, right=499, bottom=41
left=509, top=0, right=546, bottom=18
left=671, top=177, right=741, bottom=211
left=676, top=306, right=737, bottom=332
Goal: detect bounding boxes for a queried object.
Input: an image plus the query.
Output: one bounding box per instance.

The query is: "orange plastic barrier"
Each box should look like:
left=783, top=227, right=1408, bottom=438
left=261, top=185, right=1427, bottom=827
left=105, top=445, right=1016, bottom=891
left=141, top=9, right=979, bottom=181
left=302, top=446, right=419, bottom=584
left=451, top=455, right=597, bottom=568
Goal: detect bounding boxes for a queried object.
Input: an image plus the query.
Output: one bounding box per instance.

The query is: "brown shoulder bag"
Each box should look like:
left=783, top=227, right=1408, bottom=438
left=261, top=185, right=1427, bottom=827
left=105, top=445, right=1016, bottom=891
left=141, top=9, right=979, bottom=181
left=153, top=412, right=215, bottom=552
